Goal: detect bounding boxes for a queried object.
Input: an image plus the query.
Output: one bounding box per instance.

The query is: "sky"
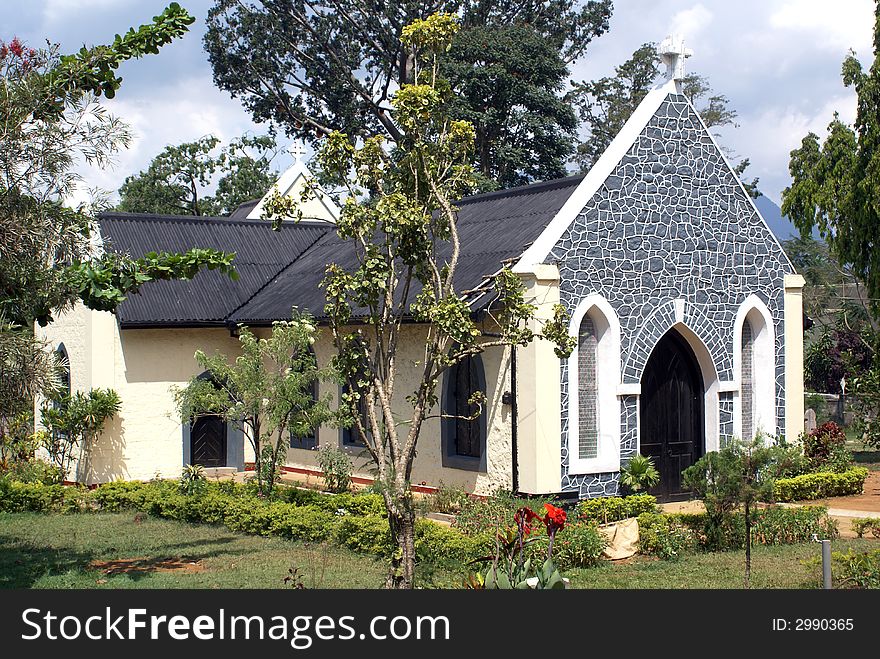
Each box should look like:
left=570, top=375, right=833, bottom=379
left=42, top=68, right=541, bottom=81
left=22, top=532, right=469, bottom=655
left=0, top=0, right=875, bottom=206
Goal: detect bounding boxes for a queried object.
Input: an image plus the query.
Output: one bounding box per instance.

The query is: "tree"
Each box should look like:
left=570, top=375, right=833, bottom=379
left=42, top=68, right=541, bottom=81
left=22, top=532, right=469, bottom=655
left=277, top=14, right=574, bottom=589
left=203, top=0, right=611, bottom=186
left=682, top=439, right=775, bottom=588
left=782, top=2, right=880, bottom=308
left=804, top=325, right=873, bottom=394
left=441, top=24, right=576, bottom=190
left=117, top=133, right=278, bottom=216
left=172, top=312, right=332, bottom=497
left=39, top=388, right=121, bottom=480
left=0, top=6, right=237, bottom=451
left=570, top=42, right=758, bottom=196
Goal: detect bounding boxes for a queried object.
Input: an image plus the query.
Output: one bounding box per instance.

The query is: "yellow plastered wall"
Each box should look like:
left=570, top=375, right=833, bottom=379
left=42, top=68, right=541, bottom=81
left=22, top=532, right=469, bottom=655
left=784, top=274, right=806, bottom=441
left=514, top=264, right=562, bottom=494
left=39, top=310, right=517, bottom=494
left=37, top=305, right=241, bottom=483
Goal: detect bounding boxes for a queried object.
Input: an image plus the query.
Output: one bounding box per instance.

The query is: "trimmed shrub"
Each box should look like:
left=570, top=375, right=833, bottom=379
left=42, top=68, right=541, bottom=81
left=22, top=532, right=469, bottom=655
left=578, top=494, right=658, bottom=524
left=773, top=467, right=868, bottom=502
left=334, top=515, right=393, bottom=556
left=0, top=479, right=68, bottom=512
left=414, top=519, right=492, bottom=566
left=752, top=506, right=838, bottom=544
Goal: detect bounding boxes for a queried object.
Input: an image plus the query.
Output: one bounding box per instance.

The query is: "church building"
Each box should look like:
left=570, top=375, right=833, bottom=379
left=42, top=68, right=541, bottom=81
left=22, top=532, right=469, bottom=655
left=38, top=38, right=805, bottom=501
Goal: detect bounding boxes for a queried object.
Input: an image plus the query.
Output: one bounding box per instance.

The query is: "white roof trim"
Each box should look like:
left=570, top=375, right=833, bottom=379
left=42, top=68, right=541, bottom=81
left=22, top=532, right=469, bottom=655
left=246, top=158, right=340, bottom=223
left=513, top=77, right=795, bottom=274
left=513, top=79, right=678, bottom=273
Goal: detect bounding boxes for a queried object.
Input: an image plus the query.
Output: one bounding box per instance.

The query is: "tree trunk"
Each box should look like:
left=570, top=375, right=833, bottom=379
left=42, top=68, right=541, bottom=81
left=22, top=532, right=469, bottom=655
left=744, top=500, right=751, bottom=589
left=385, top=491, right=416, bottom=589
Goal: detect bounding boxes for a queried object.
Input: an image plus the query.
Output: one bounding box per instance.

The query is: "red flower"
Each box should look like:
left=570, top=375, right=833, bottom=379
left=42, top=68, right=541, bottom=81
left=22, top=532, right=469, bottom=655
left=514, top=506, right=541, bottom=536
left=543, top=503, right=566, bottom=532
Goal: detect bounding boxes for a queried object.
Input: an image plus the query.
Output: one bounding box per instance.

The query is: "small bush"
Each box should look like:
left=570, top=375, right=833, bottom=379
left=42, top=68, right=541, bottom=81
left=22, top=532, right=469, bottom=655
left=803, top=422, right=847, bottom=470
left=852, top=517, right=880, bottom=538
left=773, top=467, right=868, bottom=502
left=0, top=479, right=67, bottom=513
left=316, top=445, right=352, bottom=493
left=832, top=549, right=880, bottom=589
left=0, top=459, right=64, bottom=485
left=428, top=481, right=470, bottom=514
left=752, top=506, right=838, bottom=544
left=528, top=521, right=607, bottom=569
left=763, top=442, right=811, bottom=479
left=578, top=494, right=658, bottom=524
left=636, top=513, right=697, bottom=560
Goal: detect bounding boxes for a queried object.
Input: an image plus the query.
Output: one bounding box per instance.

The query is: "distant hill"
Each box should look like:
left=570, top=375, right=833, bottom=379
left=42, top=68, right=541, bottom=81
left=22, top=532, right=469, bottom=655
left=753, top=195, right=821, bottom=242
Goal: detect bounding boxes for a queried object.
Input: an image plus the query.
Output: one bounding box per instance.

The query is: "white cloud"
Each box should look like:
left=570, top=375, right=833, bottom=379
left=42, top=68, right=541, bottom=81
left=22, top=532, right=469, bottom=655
left=769, top=0, right=874, bottom=53
left=669, top=4, right=714, bottom=38
left=42, top=0, right=132, bottom=25
left=70, top=75, right=263, bottom=205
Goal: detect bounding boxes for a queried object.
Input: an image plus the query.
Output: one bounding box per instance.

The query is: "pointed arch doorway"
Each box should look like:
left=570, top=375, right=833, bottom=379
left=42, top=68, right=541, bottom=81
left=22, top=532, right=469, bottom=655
left=640, top=330, right=705, bottom=501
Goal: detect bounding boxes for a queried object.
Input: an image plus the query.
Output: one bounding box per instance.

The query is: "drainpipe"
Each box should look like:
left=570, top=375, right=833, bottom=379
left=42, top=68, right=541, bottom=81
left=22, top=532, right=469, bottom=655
left=510, top=345, right=519, bottom=495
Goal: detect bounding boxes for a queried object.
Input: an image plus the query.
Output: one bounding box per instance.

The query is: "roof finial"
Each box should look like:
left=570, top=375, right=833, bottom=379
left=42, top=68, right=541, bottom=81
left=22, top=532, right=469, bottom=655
left=659, top=34, right=692, bottom=88
left=287, top=139, right=307, bottom=163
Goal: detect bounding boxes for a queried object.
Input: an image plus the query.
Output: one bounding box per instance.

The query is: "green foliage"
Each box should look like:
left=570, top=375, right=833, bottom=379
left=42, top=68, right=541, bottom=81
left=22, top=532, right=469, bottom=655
left=798, top=422, right=853, bottom=473
left=619, top=454, right=660, bottom=494
left=751, top=506, right=838, bottom=545
left=281, top=12, right=577, bottom=588
left=0, top=458, right=63, bottom=485
left=782, top=3, right=880, bottom=307
left=773, top=467, right=869, bottom=502
left=334, top=515, right=394, bottom=556
left=762, top=441, right=813, bottom=479
left=179, top=464, right=206, bottom=496
left=426, top=481, right=471, bottom=514
left=204, top=0, right=611, bottom=185
left=577, top=494, right=659, bottom=524
left=172, top=311, right=332, bottom=496
left=39, top=388, right=121, bottom=479
left=831, top=549, right=880, bottom=589
left=0, top=7, right=226, bottom=334
left=636, top=512, right=698, bottom=560
left=117, top=133, right=277, bottom=216
left=414, top=518, right=492, bottom=566
left=804, top=326, right=872, bottom=394
left=850, top=363, right=880, bottom=449
left=851, top=517, right=880, bottom=538
left=527, top=520, right=606, bottom=569
left=316, top=445, right=353, bottom=494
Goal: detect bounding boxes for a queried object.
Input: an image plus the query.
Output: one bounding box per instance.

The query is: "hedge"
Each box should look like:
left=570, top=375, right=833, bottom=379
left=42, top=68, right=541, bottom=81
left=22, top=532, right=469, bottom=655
left=637, top=505, right=838, bottom=558
left=773, top=467, right=868, bottom=502
left=0, top=478, right=497, bottom=568
left=577, top=494, right=659, bottom=524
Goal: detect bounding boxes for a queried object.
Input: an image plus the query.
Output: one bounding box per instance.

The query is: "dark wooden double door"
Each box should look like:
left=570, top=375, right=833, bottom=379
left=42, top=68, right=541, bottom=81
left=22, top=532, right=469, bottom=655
left=191, top=415, right=226, bottom=467
left=640, top=331, right=704, bottom=502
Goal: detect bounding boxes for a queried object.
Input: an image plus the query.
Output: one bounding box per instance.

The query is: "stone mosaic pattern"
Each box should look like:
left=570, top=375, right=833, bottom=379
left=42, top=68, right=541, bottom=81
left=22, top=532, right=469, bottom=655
left=719, top=392, right=734, bottom=446
left=552, top=93, right=793, bottom=498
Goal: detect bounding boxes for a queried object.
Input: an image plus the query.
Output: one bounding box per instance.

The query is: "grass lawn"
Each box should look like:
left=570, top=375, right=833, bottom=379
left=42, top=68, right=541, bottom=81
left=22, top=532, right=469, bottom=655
left=569, top=538, right=879, bottom=589
left=2, top=512, right=878, bottom=589
left=0, top=512, right=392, bottom=589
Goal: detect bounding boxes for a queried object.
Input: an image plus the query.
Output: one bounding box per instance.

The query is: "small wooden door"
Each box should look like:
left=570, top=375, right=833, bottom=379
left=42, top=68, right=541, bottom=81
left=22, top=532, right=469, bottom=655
left=639, top=331, right=704, bottom=501
left=191, top=415, right=226, bottom=467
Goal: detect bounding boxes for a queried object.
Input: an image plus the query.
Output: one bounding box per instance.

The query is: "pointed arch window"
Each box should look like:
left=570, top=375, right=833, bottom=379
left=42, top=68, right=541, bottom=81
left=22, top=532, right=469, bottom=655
left=55, top=344, right=70, bottom=398
left=578, top=316, right=599, bottom=460
left=441, top=354, right=487, bottom=471
left=741, top=319, right=755, bottom=440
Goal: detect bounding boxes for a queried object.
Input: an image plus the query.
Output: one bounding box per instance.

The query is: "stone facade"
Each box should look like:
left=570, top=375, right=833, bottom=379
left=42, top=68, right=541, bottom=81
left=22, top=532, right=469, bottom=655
left=550, top=93, right=792, bottom=498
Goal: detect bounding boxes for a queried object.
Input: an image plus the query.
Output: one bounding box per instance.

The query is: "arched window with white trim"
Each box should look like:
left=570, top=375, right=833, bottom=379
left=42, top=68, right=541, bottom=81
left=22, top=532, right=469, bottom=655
left=741, top=319, right=755, bottom=440
left=567, top=295, right=621, bottom=474
left=578, top=316, right=599, bottom=460
left=734, top=296, right=776, bottom=441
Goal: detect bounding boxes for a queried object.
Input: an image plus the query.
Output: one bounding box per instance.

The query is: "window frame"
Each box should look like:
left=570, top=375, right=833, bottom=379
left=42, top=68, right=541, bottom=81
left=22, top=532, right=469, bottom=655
left=440, top=353, right=488, bottom=472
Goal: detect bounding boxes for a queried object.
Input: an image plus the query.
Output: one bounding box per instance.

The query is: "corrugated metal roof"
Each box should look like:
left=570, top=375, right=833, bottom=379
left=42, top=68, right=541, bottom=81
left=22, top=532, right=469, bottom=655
left=98, top=213, right=329, bottom=327
left=100, top=174, right=583, bottom=327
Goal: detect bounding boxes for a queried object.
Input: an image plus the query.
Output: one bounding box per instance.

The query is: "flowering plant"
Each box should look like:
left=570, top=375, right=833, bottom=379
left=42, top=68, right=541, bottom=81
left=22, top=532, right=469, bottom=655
left=470, top=503, right=568, bottom=589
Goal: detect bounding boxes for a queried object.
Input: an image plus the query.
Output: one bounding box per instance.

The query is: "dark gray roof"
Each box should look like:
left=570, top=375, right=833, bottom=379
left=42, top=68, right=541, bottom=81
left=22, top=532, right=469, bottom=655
left=99, top=213, right=328, bottom=327
left=100, top=174, right=583, bottom=327
left=229, top=199, right=259, bottom=219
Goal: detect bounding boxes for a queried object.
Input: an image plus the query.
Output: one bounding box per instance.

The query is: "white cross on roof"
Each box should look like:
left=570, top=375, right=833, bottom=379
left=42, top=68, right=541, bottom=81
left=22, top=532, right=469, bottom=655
left=287, top=139, right=307, bottom=163
left=659, top=34, right=693, bottom=84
